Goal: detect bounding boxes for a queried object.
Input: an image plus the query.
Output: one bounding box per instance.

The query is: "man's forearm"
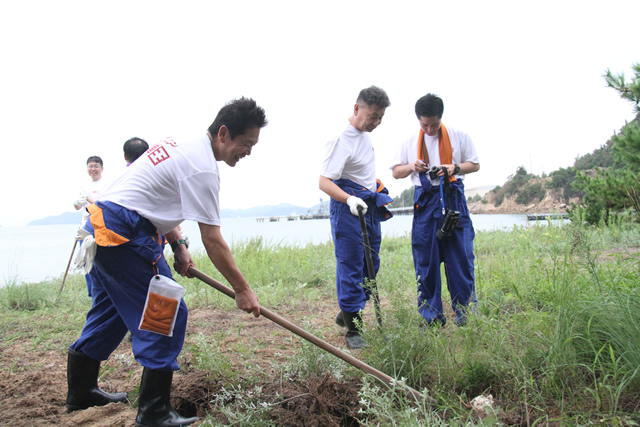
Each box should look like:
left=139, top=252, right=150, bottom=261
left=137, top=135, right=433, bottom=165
left=164, top=227, right=183, bottom=244
left=392, top=164, right=412, bottom=179
left=319, top=176, right=350, bottom=203
left=460, top=161, right=480, bottom=175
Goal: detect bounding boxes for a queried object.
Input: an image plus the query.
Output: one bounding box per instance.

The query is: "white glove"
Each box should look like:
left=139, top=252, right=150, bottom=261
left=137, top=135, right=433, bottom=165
left=74, top=196, right=88, bottom=209
left=346, top=196, right=368, bottom=216
left=74, top=234, right=97, bottom=275
left=75, top=228, right=89, bottom=241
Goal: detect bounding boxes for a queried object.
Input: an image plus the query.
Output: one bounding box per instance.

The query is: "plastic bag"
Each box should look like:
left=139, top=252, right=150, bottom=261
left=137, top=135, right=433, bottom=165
left=139, top=275, right=184, bottom=337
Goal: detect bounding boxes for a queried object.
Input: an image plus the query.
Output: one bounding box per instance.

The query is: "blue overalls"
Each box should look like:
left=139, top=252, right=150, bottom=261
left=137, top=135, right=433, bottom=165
left=84, top=268, right=95, bottom=297
left=69, top=201, right=188, bottom=371
left=412, top=173, right=476, bottom=325
left=330, top=179, right=392, bottom=313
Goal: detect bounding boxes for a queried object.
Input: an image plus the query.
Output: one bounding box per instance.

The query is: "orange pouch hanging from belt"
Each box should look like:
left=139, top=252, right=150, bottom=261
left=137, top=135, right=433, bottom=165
left=139, top=275, right=184, bottom=337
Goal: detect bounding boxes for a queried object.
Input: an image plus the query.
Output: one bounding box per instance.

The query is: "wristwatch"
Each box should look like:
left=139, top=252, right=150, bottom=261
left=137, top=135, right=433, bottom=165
left=170, top=239, right=188, bottom=252
left=453, top=164, right=461, bottom=174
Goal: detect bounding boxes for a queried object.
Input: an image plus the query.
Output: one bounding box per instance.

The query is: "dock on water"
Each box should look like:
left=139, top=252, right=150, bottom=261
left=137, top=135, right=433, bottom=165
left=526, top=213, right=569, bottom=221
left=256, top=213, right=330, bottom=222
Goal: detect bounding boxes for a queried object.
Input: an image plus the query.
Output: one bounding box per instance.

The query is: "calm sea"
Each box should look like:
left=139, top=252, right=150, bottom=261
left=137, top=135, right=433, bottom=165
left=0, top=213, right=548, bottom=285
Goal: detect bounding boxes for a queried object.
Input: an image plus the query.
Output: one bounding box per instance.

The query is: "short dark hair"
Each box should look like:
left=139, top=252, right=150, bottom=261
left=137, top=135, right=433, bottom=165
left=356, top=86, right=391, bottom=109
left=123, top=137, right=149, bottom=163
left=86, top=156, right=103, bottom=167
left=207, top=97, right=268, bottom=140
left=415, top=93, right=444, bottom=119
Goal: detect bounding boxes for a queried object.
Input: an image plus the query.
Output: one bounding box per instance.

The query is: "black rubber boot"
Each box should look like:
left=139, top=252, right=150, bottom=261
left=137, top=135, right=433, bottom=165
left=65, top=348, right=129, bottom=412
left=135, top=368, right=198, bottom=427
left=342, top=311, right=367, bottom=350
left=335, top=310, right=345, bottom=328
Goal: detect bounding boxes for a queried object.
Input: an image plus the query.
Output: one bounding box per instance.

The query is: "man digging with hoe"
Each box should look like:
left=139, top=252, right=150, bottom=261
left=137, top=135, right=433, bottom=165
left=66, top=98, right=267, bottom=427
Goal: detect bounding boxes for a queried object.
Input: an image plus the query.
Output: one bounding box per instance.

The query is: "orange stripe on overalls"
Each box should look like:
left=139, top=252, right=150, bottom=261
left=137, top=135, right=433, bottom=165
left=375, top=179, right=393, bottom=208
left=88, top=204, right=130, bottom=247
left=417, top=124, right=457, bottom=183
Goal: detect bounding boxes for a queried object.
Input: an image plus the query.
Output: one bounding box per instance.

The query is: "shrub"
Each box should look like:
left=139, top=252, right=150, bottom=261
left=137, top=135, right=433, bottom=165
left=515, top=182, right=546, bottom=204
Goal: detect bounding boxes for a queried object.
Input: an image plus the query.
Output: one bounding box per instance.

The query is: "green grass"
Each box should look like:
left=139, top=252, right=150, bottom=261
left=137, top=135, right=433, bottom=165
left=1, top=219, right=640, bottom=424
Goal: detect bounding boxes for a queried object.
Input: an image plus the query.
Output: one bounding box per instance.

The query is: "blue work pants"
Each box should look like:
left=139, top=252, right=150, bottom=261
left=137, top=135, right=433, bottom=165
left=412, top=183, right=476, bottom=325
left=330, top=198, right=381, bottom=313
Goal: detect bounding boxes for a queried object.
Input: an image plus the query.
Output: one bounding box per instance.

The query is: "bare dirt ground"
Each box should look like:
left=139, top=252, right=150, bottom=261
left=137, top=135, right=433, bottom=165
left=0, top=300, right=366, bottom=426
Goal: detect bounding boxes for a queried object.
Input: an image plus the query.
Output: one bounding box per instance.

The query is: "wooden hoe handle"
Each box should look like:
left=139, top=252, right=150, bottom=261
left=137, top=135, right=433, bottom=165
left=188, top=266, right=436, bottom=405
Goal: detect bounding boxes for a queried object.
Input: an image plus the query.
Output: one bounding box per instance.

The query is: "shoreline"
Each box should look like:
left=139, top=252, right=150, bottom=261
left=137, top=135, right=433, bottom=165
left=469, top=206, right=569, bottom=215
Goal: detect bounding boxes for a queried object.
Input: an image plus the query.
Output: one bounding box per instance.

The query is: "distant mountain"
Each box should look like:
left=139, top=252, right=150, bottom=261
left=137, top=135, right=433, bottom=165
left=28, top=211, right=83, bottom=226
left=221, top=203, right=311, bottom=218
left=28, top=204, right=314, bottom=225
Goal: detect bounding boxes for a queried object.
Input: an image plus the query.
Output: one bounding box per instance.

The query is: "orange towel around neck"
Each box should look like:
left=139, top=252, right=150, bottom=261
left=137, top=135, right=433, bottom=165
left=417, top=124, right=456, bottom=182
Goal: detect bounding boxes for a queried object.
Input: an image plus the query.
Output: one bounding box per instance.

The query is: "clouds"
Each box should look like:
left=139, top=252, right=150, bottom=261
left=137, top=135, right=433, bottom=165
left=0, top=1, right=638, bottom=226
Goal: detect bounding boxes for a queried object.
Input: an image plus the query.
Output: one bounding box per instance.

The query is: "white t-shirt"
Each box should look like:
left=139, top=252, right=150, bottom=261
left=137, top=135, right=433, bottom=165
left=320, top=123, right=376, bottom=191
left=389, top=125, right=479, bottom=187
left=99, top=134, right=221, bottom=235
left=78, top=176, right=111, bottom=227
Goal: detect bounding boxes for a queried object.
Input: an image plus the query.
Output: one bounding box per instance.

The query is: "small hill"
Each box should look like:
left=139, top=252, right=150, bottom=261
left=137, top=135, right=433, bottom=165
left=468, top=175, right=575, bottom=214
left=28, top=211, right=83, bottom=226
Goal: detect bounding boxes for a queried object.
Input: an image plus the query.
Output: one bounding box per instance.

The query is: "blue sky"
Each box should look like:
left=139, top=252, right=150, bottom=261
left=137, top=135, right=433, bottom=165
left=0, top=0, right=638, bottom=226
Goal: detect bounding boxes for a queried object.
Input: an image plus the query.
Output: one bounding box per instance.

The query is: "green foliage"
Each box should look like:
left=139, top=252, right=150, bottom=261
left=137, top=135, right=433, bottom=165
left=467, top=194, right=482, bottom=203
left=0, top=273, right=89, bottom=311
left=279, top=328, right=351, bottom=380
left=176, top=237, right=337, bottom=309
left=390, top=186, right=415, bottom=208
left=515, top=182, right=546, bottom=204
left=188, top=334, right=237, bottom=380
left=574, top=141, right=616, bottom=170
left=571, top=62, right=640, bottom=224
left=570, top=168, right=639, bottom=224
left=570, top=120, right=640, bottom=224
left=491, top=166, right=543, bottom=206
left=604, top=62, right=640, bottom=115
left=356, top=378, right=451, bottom=426
left=612, top=120, right=640, bottom=171
left=3, top=223, right=640, bottom=425
left=357, top=219, right=640, bottom=422
left=549, top=167, right=581, bottom=202
left=504, top=166, right=533, bottom=196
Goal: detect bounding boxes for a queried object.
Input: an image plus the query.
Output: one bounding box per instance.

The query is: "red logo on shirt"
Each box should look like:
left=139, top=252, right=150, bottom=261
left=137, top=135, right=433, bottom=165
left=148, top=145, right=170, bottom=165
left=163, top=137, right=178, bottom=147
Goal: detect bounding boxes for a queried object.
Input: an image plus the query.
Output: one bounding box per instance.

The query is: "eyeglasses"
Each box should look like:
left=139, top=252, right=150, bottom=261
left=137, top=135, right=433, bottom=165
left=87, top=164, right=102, bottom=170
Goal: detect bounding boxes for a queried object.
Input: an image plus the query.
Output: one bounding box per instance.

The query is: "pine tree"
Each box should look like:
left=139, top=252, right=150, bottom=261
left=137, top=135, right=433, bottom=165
left=570, top=63, right=640, bottom=223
